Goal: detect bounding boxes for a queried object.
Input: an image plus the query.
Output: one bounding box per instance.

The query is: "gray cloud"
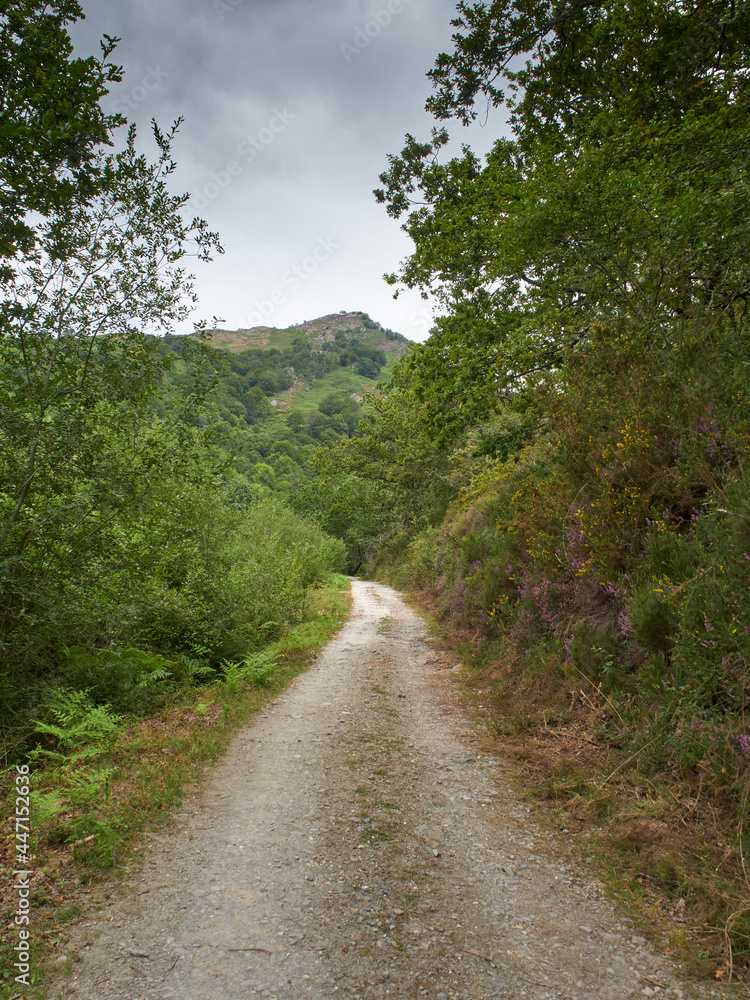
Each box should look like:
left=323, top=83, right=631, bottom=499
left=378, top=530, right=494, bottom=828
left=69, top=0, right=508, bottom=340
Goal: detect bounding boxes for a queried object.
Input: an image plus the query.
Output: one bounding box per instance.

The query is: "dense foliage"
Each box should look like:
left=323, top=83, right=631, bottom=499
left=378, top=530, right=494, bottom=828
left=157, top=315, right=403, bottom=486
left=0, top=4, right=345, bottom=758
left=0, top=0, right=123, bottom=264
left=318, top=0, right=750, bottom=963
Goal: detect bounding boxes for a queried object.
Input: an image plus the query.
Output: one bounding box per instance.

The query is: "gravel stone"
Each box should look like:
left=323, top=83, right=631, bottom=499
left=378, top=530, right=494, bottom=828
left=52, top=581, right=715, bottom=1000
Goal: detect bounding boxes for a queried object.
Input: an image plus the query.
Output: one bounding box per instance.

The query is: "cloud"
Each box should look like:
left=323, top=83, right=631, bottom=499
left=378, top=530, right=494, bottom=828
left=69, top=0, right=507, bottom=340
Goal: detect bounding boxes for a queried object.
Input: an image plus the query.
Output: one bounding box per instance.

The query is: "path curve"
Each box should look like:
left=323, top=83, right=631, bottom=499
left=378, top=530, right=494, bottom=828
left=56, top=580, right=697, bottom=1000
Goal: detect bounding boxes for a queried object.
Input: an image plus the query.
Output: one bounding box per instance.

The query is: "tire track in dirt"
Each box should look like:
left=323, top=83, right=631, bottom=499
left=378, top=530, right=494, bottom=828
left=54, top=580, right=708, bottom=1000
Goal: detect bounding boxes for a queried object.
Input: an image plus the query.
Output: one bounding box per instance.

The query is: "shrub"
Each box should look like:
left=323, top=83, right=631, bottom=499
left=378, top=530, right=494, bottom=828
left=59, top=646, right=182, bottom=715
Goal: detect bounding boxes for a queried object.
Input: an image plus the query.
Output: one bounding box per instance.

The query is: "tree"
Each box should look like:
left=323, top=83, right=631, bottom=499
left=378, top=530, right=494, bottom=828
left=0, top=0, right=124, bottom=266
left=375, top=1, right=750, bottom=430
left=424, top=1, right=750, bottom=139
left=289, top=471, right=401, bottom=573
left=356, top=357, right=381, bottom=379
left=0, top=119, right=222, bottom=671
left=316, top=362, right=457, bottom=546
left=253, top=462, right=276, bottom=487
left=0, top=6, right=223, bottom=682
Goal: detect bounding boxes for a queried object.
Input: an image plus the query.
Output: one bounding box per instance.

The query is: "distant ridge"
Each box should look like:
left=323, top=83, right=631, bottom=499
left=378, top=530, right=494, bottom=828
left=195, top=310, right=411, bottom=357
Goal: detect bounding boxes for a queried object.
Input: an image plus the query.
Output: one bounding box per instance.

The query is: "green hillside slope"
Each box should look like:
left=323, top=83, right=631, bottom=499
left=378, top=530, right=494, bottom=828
left=198, top=310, right=409, bottom=361
left=170, top=311, right=411, bottom=486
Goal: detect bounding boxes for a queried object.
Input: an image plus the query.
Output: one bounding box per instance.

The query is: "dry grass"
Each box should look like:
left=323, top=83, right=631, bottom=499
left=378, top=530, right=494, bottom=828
left=397, top=586, right=750, bottom=992
left=0, top=577, right=352, bottom=997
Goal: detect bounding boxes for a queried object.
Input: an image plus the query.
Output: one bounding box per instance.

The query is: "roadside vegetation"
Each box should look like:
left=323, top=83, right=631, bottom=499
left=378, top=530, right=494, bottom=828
left=0, top=2, right=352, bottom=763
left=0, top=575, right=351, bottom=996
left=2, top=0, right=749, bottom=993
left=310, top=0, right=750, bottom=985
left=0, top=11, right=355, bottom=989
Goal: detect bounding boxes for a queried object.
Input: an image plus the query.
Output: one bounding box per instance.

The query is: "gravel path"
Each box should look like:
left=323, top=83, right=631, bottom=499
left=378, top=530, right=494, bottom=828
left=54, top=580, right=707, bottom=1000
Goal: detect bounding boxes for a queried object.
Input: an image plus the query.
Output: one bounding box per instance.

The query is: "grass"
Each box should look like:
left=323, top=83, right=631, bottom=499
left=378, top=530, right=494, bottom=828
left=203, top=324, right=301, bottom=352
left=269, top=366, right=381, bottom=420
left=384, top=583, right=749, bottom=995
left=0, top=574, right=352, bottom=998
left=358, top=823, right=396, bottom=845
left=376, top=616, right=394, bottom=635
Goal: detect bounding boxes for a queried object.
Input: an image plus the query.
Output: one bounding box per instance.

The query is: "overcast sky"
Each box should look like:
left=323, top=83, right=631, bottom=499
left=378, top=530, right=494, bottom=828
left=70, top=0, right=509, bottom=342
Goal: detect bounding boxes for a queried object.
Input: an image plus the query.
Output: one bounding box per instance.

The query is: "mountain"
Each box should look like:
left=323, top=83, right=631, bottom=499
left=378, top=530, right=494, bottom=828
left=199, top=310, right=411, bottom=360
left=168, top=311, right=412, bottom=487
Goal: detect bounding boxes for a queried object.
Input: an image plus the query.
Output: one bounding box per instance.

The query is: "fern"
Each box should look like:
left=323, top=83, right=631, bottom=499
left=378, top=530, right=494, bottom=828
left=30, top=789, right=66, bottom=826
left=220, top=659, right=244, bottom=695
left=218, top=648, right=278, bottom=691
left=177, top=653, right=216, bottom=681
left=137, top=665, right=172, bottom=689
left=60, top=646, right=182, bottom=714
left=28, top=690, right=124, bottom=861
left=30, top=689, right=122, bottom=755
left=241, top=648, right=278, bottom=688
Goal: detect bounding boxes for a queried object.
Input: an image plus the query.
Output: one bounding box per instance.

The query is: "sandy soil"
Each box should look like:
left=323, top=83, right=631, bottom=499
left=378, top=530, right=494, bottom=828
left=52, top=580, right=720, bottom=1000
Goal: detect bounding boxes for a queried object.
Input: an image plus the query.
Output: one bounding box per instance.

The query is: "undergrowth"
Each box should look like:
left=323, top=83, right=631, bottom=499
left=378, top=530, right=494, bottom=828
left=373, top=564, right=749, bottom=990
left=0, top=574, right=351, bottom=996
left=359, top=324, right=750, bottom=988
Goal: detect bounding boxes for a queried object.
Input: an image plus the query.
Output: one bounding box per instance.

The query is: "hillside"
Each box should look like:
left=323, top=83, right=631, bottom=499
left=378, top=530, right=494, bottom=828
left=199, top=310, right=410, bottom=360
left=167, top=311, right=413, bottom=488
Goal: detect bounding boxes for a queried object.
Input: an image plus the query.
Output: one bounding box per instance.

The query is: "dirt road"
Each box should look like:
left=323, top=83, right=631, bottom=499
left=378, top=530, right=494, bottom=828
left=55, top=580, right=708, bottom=1000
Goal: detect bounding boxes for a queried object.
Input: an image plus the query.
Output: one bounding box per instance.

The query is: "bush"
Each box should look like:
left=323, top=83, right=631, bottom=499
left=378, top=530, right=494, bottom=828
left=59, top=646, right=182, bottom=715
left=629, top=580, right=678, bottom=655
left=569, top=621, right=620, bottom=684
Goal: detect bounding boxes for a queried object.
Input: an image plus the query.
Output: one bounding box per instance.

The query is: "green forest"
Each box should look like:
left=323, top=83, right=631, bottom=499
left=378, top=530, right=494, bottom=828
left=0, top=6, right=410, bottom=749
left=1, top=0, right=749, bottom=983
left=328, top=0, right=749, bottom=970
